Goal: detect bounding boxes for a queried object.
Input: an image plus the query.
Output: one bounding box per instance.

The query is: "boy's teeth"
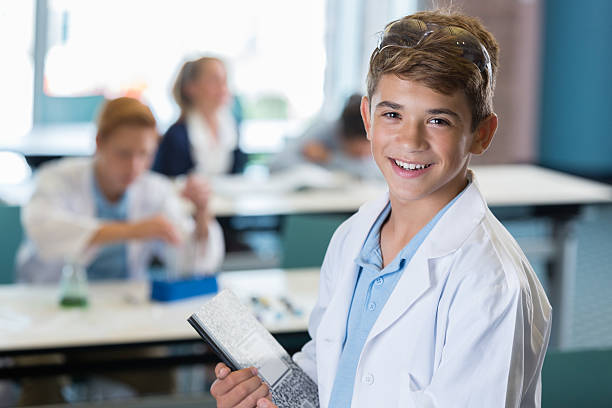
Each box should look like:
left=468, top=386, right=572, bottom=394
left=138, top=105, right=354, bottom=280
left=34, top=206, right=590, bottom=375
left=393, top=159, right=430, bottom=170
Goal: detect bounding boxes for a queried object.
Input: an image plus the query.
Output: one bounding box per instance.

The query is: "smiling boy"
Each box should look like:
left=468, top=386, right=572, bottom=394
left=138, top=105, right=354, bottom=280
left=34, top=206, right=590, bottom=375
left=211, top=10, right=552, bottom=408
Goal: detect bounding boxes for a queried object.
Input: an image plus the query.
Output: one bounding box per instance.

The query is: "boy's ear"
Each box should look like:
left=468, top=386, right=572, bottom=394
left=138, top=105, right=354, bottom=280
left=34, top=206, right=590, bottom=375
left=95, top=133, right=102, bottom=150
left=470, top=113, right=497, bottom=155
left=360, top=96, right=372, bottom=141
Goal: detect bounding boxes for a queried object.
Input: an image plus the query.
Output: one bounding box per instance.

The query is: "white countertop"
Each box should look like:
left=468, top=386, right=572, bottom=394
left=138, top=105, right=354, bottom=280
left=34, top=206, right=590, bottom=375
left=0, top=268, right=319, bottom=353
left=2, top=164, right=610, bottom=214
left=209, top=164, right=612, bottom=217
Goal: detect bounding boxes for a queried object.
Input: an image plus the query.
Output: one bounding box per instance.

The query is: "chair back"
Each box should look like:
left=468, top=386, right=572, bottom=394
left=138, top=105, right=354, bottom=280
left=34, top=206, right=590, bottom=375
left=281, top=214, right=348, bottom=269
left=0, top=205, right=23, bottom=284
left=542, top=348, right=612, bottom=407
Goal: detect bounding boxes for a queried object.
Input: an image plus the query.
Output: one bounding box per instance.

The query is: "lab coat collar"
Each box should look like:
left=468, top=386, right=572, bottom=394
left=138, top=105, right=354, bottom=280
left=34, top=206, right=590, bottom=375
left=366, top=169, right=487, bottom=343
left=416, top=169, right=487, bottom=257
left=350, top=169, right=485, bottom=262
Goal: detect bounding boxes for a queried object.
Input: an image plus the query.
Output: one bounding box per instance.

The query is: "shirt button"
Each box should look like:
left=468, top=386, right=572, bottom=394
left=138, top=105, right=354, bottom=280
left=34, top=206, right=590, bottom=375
left=363, top=373, right=374, bottom=385
left=375, top=277, right=384, bottom=286
left=368, top=302, right=376, bottom=311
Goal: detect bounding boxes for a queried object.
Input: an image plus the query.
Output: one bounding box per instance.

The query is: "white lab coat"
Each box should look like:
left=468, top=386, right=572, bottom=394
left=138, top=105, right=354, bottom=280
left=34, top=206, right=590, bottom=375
left=17, top=157, right=225, bottom=283
left=293, top=171, right=552, bottom=408
left=187, top=109, right=238, bottom=176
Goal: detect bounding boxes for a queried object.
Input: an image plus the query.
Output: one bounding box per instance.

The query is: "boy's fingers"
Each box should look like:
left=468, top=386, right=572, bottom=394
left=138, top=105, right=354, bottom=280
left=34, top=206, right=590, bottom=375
left=215, top=362, right=230, bottom=379
left=164, top=229, right=181, bottom=246
left=165, top=229, right=180, bottom=245
left=256, top=396, right=276, bottom=408
left=211, top=367, right=258, bottom=397
left=218, top=375, right=264, bottom=407
left=235, top=383, right=270, bottom=408
left=214, top=362, right=226, bottom=374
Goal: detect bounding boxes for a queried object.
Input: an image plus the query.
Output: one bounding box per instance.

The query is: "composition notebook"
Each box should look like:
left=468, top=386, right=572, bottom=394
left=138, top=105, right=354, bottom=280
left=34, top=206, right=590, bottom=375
left=188, top=289, right=319, bottom=408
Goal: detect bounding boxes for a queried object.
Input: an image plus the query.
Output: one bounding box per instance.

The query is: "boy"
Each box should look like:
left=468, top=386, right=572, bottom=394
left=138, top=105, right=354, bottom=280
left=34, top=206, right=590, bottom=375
left=211, top=9, right=551, bottom=408
left=270, top=93, right=381, bottom=180
left=16, top=97, right=226, bottom=405
left=18, top=96, right=224, bottom=282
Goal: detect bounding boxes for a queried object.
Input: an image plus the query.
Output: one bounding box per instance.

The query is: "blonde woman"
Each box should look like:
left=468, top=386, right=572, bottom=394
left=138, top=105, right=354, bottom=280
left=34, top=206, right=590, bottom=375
left=153, top=57, right=240, bottom=177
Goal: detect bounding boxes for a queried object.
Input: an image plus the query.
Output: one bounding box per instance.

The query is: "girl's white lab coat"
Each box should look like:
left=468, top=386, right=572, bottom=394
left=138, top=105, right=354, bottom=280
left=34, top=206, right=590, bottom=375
left=17, top=157, right=224, bottom=283
left=293, top=172, right=552, bottom=408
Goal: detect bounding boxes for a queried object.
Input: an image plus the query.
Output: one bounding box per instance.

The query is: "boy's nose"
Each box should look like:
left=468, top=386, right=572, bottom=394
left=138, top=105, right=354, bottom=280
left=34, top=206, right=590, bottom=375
left=129, top=157, right=146, bottom=175
left=397, top=123, right=428, bottom=151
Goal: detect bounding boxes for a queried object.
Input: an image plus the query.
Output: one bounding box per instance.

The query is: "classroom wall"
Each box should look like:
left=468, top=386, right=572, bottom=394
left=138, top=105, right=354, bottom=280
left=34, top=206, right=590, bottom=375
left=424, top=0, right=542, bottom=166
left=539, top=0, right=612, bottom=179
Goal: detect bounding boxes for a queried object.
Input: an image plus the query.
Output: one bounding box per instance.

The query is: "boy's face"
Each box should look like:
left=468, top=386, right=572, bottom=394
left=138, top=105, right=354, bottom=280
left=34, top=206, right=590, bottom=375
left=361, top=74, right=496, bottom=206
left=96, top=125, right=158, bottom=193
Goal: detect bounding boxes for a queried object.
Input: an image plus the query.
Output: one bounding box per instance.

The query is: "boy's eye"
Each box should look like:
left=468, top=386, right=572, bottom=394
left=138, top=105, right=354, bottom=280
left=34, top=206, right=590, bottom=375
left=383, top=111, right=400, bottom=119
left=429, top=118, right=450, bottom=126
left=116, top=150, right=133, bottom=159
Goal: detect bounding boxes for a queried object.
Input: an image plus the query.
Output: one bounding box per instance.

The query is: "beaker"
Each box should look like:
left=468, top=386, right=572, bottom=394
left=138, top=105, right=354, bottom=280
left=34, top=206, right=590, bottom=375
left=59, top=262, right=89, bottom=307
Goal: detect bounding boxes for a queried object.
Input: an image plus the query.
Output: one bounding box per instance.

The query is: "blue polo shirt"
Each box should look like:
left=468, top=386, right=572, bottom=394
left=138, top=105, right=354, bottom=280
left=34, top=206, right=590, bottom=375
left=328, top=187, right=467, bottom=407
left=86, top=175, right=129, bottom=281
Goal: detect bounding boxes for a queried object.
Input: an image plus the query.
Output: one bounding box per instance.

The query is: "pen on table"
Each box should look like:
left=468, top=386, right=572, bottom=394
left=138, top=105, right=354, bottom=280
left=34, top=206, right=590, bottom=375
left=280, top=296, right=303, bottom=316
left=250, top=296, right=271, bottom=309
left=250, top=296, right=270, bottom=322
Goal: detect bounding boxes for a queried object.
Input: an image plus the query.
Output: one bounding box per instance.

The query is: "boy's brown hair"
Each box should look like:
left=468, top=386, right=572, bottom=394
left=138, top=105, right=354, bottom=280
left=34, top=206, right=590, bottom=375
left=340, top=93, right=367, bottom=141
left=367, top=9, right=500, bottom=131
left=97, top=97, right=157, bottom=139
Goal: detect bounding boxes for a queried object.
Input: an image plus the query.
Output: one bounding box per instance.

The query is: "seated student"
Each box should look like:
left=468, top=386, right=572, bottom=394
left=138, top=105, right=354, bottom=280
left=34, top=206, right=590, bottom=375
left=152, top=57, right=242, bottom=177
left=17, top=97, right=224, bottom=283
left=270, top=93, right=381, bottom=180
left=210, top=9, right=552, bottom=408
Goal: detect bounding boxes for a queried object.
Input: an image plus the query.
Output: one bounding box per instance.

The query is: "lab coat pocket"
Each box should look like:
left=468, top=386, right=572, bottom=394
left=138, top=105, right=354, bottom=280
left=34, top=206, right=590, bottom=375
left=398, top=370, right=436, bottom=408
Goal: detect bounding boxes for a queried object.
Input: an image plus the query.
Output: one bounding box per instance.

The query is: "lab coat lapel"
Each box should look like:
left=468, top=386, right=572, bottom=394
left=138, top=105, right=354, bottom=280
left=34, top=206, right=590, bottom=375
left=316, top=192, right=390, bottom=403
left=77, top=162, right=103, bottom=265
left=126, top=179, right=146, bottom=279
left=366, top=245, right=434, bottom=344
left=366, top=173, right=487, bottom=343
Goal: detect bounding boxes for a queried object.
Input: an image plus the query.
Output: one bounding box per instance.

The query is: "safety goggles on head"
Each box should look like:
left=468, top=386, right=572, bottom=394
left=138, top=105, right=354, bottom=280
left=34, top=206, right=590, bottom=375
left=374, top=18, right=493, bottom=87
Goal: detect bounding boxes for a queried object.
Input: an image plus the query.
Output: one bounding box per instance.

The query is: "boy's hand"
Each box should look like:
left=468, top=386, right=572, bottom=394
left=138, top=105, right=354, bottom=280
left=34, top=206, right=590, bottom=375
left=211, top=363, right=276, bottom=408
left=181, top=174, right=211, bottom=212
left=131, top=215, right=182, bottom=245
left=88, top=215, right=181, bottom=247
left=302, top=142, right=331, bottom=164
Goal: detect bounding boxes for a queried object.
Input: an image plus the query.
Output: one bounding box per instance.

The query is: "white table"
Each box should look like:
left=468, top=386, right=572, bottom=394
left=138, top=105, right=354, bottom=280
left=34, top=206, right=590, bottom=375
left=210, top=164, right=612, bottom=217
left=0, top=124, right=96, bottom=158
left=0, top=268, right=319, bottom=379
left=4, top=164, right=609, bottom=212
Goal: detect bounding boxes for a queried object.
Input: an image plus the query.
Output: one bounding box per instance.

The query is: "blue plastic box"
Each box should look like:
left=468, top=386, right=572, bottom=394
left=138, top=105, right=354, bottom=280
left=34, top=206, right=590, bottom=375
left=150, top=275, right=219, bottom=302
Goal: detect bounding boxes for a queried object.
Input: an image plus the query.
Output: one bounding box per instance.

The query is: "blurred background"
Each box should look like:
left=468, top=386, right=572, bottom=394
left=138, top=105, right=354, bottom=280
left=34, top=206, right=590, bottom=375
left=2, top=0, right=612, bottom=176
left=1, top=0, right=611, bottom=406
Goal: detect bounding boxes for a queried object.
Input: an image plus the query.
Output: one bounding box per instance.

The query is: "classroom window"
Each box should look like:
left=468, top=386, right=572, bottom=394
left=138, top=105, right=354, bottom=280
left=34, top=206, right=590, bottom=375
left=0, top=1, right=36, bottom=141
left=35, top=0, right=326, bottom=152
